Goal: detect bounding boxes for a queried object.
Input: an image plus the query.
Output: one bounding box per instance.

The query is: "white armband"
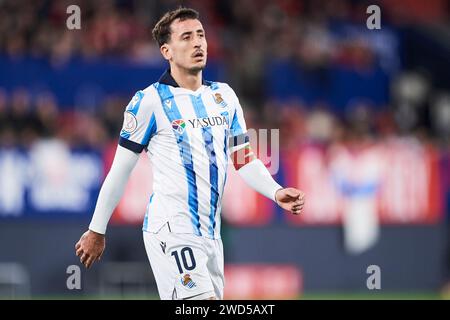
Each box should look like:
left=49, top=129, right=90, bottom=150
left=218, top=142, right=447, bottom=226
left=88, top=145, right=139, bottom=234
left=237, top=159, right=283, bottom=202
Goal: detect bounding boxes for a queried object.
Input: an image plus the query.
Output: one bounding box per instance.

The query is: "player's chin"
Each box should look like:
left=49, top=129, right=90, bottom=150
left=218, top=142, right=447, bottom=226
left=190, top=61, right=206, bottom=71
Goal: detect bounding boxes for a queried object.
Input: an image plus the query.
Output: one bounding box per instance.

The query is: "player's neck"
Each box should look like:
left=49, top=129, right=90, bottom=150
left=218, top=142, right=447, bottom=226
left=170, top=67, right=202, bottom=91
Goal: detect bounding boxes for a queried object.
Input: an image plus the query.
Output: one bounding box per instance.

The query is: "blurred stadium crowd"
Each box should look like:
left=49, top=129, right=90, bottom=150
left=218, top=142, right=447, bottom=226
left=0, top=0, right=449, bottom=150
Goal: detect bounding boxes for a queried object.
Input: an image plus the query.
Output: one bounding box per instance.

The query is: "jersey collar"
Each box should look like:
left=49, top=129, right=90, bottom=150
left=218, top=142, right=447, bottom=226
left=158, top=69, right=212, bottom=88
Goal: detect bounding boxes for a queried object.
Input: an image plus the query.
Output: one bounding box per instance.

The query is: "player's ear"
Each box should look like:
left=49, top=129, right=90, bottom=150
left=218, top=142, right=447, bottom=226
left=160, top=44, right=171, bottom=61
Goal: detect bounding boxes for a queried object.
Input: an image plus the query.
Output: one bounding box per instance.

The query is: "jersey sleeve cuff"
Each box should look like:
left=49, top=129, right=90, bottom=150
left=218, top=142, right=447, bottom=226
left=119, top=137, right=145, bottom=153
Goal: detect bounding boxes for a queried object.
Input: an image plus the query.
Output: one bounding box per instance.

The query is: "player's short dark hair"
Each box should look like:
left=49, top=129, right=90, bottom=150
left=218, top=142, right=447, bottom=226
left=152, top=7, right=200, bottom=47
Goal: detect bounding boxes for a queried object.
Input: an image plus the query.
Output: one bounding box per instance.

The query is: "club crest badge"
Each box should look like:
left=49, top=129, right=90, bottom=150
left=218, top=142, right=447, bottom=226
left=181, top=274, right=196, bottom=289
left=213, top=93, right=227, bottom=108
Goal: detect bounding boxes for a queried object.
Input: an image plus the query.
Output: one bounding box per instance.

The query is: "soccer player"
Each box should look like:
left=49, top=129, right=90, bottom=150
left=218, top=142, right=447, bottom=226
left=75, top=7, right=305, bottom=300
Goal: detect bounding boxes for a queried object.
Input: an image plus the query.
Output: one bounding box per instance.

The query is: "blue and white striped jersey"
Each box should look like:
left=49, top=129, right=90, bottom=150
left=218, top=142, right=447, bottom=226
left=118, top=70, right=247, bottom=239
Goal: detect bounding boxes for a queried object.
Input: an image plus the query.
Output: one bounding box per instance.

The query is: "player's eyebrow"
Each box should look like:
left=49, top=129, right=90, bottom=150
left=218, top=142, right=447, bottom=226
left=180, top=31, right=192, bottom=38
left=179, top=29, right=204, bottom=38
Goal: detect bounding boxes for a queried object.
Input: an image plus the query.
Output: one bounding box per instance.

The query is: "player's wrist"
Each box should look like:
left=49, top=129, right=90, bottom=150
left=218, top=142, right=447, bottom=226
left=88, top=229, right=106, bottom=237
left=88, top=221, right=107, bottom=236
left=274, top=187, right=284, bottom=205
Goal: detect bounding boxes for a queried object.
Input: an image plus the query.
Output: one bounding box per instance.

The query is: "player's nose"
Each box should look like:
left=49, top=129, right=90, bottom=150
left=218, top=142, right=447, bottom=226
left=193, top=35, right=204, bottom=48
left=193, top=41, right=202, bottom=49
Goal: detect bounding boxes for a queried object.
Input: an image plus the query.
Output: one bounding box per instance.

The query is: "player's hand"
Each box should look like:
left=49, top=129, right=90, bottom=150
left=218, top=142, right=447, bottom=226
left=75, top=230, right=105, bottom=269
left=275, top=188, right=305, bottom=215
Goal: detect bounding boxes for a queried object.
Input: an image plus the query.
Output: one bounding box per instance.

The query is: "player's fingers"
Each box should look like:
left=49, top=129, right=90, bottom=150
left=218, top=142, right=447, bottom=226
left=85, top=256, right=96, bottom=269
left=293, top=202, right=304, bottom=209
left=84, top=257, right=90, bottom=268
left=292, top=204, right=304, bottom=213
left=75, top=242, right=81, bottom=250
left=80, top=253, right=90, bottom=265
left=76, top=247, right=84, bottom=257
left=285, top=188, right=301, bottom=198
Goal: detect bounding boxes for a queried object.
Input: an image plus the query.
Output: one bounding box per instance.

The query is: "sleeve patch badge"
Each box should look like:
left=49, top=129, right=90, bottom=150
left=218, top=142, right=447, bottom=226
left=122, top=111, right=138, bottom=134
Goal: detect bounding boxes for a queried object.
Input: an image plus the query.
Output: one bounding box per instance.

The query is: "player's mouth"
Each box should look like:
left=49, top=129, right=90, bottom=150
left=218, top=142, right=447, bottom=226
left=192, top=50, right=205, bottom=60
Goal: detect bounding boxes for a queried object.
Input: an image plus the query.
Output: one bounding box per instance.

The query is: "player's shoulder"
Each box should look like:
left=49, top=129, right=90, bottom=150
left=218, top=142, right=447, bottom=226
left=208, top=81, right=238, bottom=98
left=127, top=84, right=158, bottom=100
left=209, top=81, right=233, bottom=91
left=141, top=83, right=160, bottom=99
left=124, top=84, right=160, bottom=114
